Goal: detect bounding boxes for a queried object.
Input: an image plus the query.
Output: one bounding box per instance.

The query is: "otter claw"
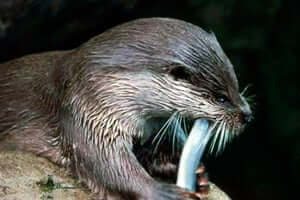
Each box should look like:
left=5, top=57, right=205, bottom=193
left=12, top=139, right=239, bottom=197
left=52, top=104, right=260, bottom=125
left=181, top=165, right=210, bottom=199
left=195, top=165, right=205, bottom=174
left=195, top=165, right=210, bottom=199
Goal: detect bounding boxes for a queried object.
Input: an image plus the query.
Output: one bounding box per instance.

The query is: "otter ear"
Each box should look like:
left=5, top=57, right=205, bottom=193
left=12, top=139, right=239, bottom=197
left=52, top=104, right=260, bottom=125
left=163, top=64, right=191, bottom=81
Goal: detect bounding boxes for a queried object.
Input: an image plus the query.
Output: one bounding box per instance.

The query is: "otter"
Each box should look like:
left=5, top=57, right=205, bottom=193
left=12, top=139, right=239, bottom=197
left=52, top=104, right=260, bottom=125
left=0, top=18, right=252, bottom=199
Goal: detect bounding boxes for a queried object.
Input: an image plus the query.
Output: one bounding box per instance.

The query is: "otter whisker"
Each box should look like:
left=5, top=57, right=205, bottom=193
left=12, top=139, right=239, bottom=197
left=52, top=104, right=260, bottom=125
left=209, top=120, right=223, bottom=154
left=229, top=125, right=238, bottom=145
left=152, top=111, right=179, bottom=154
left=245, top=94, right=256, bottom=112
left=241, top=84, right=252, bottom=96
left=206, top=120, right=217, bottom=154
left=209, top=130, right=218, bottom=154
left=152, top=119, right=173, bottom=154
left=182, top=116, right=188, bottom=136
left=153, top=120, right=173, bottom=154
left=244, top=94, right=256, bottom=102
left=222, top=123, right=227, bottom=152
left=219, top=123, right=226, bottom=152
left=223, top=121, right=230, bottom=151
left=241, top=84, right=256, bottom=112
left=179, top=115, right=187, bottom=143
left=152, top=112, right=177, bottom=144
left=217, top=120, right=226, bottom=154
left=228, top=126, right=232, bottom=142
left=226, top=126, right=232, bottom=144
left=170, top=112, right=186, bottom=155
left=209, top=120, right=219, bottom=132
left=223, top=122, right=230, bottom=151
left=173, top=114, right=181, bottom=154
left=231, top=126, right=237, bottom=142
left=171, top=114, right=178, bottom=155
left=230, top=127, right=235, bottom=143
left=175, top=114, right=187, bottom=152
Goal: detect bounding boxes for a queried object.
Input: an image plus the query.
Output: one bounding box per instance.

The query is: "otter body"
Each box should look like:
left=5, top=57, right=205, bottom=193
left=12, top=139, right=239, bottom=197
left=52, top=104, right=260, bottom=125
left=0, top=18, right=251, bottom=199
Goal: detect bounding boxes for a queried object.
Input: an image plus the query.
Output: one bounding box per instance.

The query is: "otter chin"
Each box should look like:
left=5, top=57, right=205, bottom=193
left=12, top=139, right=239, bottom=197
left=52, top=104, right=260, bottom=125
left=0, top=18, right=252, bottom=199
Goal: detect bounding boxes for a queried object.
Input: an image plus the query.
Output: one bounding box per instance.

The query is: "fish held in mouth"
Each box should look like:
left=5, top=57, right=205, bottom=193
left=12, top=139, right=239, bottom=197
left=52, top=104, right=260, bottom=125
left=176, top=119, right=212, bottom=192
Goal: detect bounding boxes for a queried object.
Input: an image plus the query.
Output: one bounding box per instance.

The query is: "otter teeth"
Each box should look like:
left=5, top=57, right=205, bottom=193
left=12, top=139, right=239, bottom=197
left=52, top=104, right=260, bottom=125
left=176, top=119, right=212, bottom=192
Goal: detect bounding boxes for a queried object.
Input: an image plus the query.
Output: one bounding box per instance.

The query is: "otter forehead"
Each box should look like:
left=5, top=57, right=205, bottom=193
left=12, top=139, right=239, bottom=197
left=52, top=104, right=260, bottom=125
left=87, top=18, right=239, bottom=94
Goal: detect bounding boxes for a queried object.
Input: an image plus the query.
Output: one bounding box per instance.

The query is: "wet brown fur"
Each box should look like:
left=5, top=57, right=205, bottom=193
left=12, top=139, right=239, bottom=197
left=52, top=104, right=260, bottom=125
left=0, top=18, right=251, bottom=199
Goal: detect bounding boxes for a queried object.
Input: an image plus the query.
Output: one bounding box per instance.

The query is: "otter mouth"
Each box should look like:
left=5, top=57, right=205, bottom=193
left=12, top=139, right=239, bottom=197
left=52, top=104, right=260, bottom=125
left=134, top=115, right=237, bottom=191
left=134, top=116, right=216, bottom=186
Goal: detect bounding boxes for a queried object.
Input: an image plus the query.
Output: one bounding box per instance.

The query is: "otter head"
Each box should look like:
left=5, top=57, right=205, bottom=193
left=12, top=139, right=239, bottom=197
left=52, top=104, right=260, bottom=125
left=73, top=18, right=252, bottom=160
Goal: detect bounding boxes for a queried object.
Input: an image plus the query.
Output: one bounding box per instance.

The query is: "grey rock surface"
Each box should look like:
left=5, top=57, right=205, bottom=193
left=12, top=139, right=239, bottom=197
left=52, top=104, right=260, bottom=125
left=0, top=150, right=230, bottom=200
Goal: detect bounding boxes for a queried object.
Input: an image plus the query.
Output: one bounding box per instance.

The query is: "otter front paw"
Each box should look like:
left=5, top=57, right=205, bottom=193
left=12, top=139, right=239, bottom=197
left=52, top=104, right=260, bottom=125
left=154, top=183, right=201, bottom=200
left=196, top=165, right=210, bottom=199
left=181, top=164, right=210, bottom=200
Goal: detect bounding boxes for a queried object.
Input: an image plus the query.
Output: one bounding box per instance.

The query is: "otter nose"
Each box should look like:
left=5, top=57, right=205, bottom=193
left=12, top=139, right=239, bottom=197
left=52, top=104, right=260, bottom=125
left=240, top=106, right=253, bottom=124
left=243, top=111, right=253, bottom=123
left=239, top=96, right=252, bottom=123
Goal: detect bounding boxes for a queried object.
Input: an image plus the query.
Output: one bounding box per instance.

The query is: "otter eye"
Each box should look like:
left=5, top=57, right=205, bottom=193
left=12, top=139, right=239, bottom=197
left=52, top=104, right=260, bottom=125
left=169, top=67, right=190, bottom=81
left=218, top=97, right=226, bottom=103
left=217, top=95, right=230, bottom=105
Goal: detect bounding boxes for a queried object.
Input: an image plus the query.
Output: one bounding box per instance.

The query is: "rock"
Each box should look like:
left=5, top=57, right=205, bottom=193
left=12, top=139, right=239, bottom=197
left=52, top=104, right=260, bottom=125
left=206, top=183, right=231, bottom=200
left=0, top=150, right=91, bottom=200
left=0, top=150, right=230, bottom=200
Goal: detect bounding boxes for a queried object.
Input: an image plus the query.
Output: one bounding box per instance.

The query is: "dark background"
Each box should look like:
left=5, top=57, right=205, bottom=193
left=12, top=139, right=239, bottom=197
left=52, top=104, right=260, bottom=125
left=0, top=0, right=299, bottom=199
